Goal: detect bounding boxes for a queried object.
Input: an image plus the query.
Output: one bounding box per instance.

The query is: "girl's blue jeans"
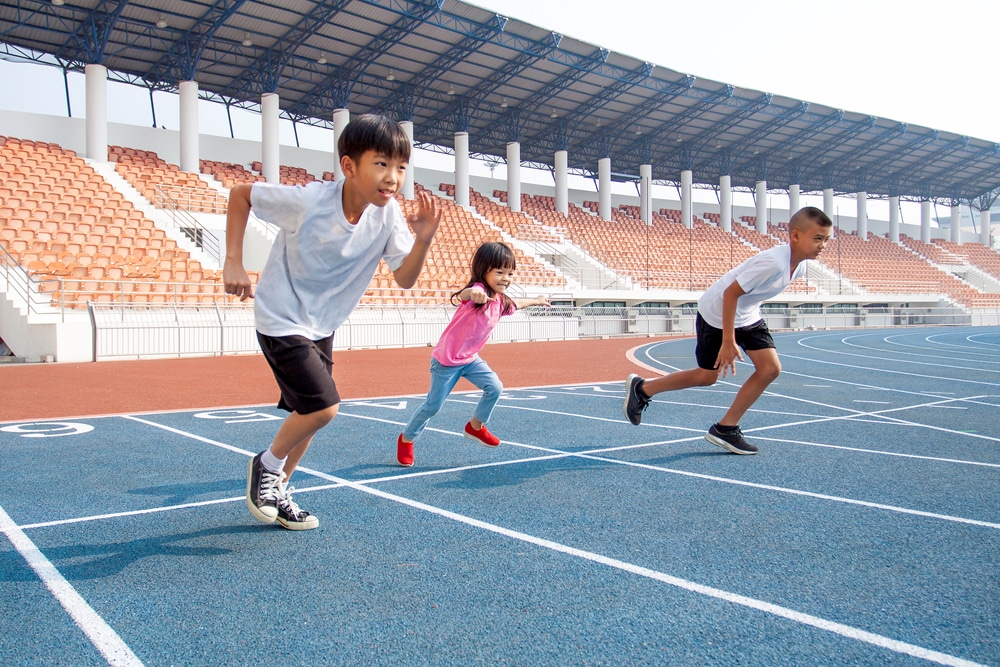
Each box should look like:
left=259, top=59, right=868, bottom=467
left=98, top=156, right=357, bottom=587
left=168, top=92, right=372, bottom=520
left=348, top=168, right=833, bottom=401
left=402, top=357, right=503, bottom=442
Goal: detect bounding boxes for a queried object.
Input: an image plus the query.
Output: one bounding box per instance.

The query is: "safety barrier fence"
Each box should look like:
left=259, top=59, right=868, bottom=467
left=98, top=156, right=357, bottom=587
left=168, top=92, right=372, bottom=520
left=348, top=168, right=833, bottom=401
left=86, top=303, right=994, bottom=361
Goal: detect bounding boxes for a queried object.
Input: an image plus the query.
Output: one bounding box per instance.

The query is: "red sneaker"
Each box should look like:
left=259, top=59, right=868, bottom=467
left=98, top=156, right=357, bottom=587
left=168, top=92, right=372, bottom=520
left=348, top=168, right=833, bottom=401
left=396, top=434, right=414, bottom=467
left=464, top=422, right=500, bottom=447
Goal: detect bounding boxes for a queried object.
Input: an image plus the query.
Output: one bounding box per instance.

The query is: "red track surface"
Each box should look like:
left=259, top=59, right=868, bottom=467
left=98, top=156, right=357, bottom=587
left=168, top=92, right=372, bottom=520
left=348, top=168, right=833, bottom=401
left=1, top=337, right=674, bottom=421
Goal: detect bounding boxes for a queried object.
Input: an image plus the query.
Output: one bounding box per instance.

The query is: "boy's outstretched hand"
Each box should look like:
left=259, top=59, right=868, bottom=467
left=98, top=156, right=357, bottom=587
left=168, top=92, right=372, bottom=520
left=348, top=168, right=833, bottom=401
left=407, top=190, right=441, bottom=243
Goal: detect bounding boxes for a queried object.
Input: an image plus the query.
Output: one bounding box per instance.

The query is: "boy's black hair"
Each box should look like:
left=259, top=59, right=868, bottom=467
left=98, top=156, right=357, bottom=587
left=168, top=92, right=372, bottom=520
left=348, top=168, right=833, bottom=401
left=790, top=206, right=833, bottom=230
left=451, top=241, right=516, bottom=315
left=337, top=114, right=411, bottom=163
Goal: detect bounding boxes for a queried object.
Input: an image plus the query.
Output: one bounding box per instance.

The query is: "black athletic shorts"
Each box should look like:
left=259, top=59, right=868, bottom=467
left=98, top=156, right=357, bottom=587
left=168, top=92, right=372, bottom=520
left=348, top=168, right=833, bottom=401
left=257, top=331, right=340, bottom=414
left=694, top=313, right=776, bottom=370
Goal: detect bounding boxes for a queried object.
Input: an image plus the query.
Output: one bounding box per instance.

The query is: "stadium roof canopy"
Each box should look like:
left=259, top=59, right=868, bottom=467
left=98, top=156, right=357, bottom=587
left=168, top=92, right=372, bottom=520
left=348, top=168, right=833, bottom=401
left=2, top=0, right=999, bottom=204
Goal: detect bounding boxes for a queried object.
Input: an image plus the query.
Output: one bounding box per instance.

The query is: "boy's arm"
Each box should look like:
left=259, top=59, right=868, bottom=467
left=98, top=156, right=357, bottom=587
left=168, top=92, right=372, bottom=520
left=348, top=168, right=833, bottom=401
left=392, top=190, right=441, bottom=289
left=714, top=281, right=746, bottom=377
left=223, top=184, right=255, bottom=301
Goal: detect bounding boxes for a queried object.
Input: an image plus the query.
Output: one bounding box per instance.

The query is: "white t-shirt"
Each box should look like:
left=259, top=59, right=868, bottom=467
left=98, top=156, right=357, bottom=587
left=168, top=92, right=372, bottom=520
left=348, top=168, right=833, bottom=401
left=251, top=180, right=414, bottom=339
left=697, top=244, right=803, bottom=329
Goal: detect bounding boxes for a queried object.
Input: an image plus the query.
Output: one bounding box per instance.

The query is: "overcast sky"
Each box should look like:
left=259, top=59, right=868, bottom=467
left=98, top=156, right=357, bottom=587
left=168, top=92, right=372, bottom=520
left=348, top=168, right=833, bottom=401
left=468, top=0, right=999, bottom=143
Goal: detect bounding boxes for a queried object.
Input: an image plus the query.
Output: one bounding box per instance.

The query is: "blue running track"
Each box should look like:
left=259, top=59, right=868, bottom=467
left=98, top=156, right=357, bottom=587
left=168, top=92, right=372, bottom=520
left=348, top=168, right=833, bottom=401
left=1, top=326, right=998, bottom=666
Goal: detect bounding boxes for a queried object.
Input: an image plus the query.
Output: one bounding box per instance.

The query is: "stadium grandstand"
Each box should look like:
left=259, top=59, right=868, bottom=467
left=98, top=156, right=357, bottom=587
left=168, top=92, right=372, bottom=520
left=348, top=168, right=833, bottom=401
left=1, top=0, right=999, bottom=362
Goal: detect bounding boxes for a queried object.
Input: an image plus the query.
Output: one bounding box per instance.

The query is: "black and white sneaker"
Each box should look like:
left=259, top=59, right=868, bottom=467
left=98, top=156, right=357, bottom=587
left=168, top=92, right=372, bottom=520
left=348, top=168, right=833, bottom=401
left=246, top=453, right=283, bottom=523
left=623, top=374, right=651, bottom=425
left=705, top=424, right=758, bottom=455
left=276, top=486, right=319, bottom=531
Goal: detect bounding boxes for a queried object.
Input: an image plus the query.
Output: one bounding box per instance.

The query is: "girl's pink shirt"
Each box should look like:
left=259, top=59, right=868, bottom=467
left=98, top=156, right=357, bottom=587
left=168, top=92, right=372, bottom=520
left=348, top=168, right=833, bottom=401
left=432, top=284, right=516, bottom=366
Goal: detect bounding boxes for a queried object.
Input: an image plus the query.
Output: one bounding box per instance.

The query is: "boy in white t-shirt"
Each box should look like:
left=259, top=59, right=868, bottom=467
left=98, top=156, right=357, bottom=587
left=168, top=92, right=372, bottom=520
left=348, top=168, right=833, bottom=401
left=223, top=114, right=441, bottom=529
left=623, top=206, right=833, bottom=454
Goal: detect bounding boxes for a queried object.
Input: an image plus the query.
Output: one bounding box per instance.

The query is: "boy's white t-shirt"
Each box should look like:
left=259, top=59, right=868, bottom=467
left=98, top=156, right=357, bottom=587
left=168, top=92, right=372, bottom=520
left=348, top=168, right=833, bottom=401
left=697, top=244, right=803, bottom=329
left=251, top=180, right=414, bottom=339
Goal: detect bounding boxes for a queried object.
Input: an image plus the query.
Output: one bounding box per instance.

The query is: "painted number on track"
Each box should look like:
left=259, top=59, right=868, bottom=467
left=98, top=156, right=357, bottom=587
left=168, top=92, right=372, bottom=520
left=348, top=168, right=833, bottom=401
left=193, top=410, right=283, bottom=424
left=0, top=422, right=95, bottom=438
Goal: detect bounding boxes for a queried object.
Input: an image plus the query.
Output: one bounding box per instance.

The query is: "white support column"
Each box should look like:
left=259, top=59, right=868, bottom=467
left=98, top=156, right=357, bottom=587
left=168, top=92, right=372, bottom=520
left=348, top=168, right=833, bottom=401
left=981, top=209, right=992, bottom=247
left=719, top=174, right=732, bottom=232
left=332, top=108, right=350, bottom=180
left=261, top=93, right=280, bottom=184
left=554, top=150, right=568, bottom=215
left=920, top=200, right=931, bottom=243
left=789, top=183, right=800, bottom=218
left=598, top=157, right=612, bottom=221
left=639, top=164, right=652, bottom=225
left=179, top=80, right=199, bottom=173
left=889, top=196, right=900, bottom=243
left=681, top=169, right=692, bottom=229
left=399, top=120, right=414, bottom=200
left=454, top=131, right=469, bottom=207
left=507, top=141, right=521, bottom=213
left=85, top=64, right=108, bottom=162
left=857, top=191, right=868, bottom=238
left=951, top=203, right=962, bottom=243
left=823, top=187, right=834, bottom=220
left=755, top=180, right=767, bottom=234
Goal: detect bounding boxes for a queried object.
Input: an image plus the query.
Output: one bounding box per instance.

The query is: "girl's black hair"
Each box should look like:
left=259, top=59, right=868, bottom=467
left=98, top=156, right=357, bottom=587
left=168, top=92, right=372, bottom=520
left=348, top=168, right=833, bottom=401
left=337, top=114, right=411, bottom=163
left=451, top=241, right=517, bottom=314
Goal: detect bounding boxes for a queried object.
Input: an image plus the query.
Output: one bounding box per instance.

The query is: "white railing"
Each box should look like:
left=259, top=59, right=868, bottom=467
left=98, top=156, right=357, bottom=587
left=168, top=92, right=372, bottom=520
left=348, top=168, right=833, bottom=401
left=85, top=302, right=995, bottom=361
left=153, top=185, right=223, bottom=265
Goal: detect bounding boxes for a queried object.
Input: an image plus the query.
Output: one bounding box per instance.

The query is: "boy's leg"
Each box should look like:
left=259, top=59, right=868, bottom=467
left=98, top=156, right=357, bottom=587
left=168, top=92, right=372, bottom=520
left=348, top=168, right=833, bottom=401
left=623, top=368, right=718, bottom=425
left=706, top=346, right=780, bottom=455
left=272, top=404, right=340, bottom=480
left=461, top=359, right=502, bottom=446
left=640, top=367, right=721, bottom=395
left=250, top=332, right=338, bottom=527
left=624, top=313, right=721, bottom=425
left=717, top=346, right=780, bottom=427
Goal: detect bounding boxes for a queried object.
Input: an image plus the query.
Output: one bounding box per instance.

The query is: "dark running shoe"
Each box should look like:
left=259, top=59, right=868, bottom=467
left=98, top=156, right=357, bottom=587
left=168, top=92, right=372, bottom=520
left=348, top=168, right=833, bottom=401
left=705, top=424, right=758, bottom=455
left=276, top=486, right=319, bottom=531
left=246, top=452, right=282, bottom=523
left=623, top=374, right=651, bottom=425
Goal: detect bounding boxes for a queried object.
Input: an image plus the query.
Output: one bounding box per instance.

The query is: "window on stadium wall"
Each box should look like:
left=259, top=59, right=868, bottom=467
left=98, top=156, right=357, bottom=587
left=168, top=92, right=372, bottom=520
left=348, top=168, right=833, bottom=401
left=798, top=303, right=823, bottom=312
left=637, top=302, right=671, bottom=315
left=544, top=300, right=575, bottom=317
left=828, top=303, right=860, bottom=313
left=582, top=301, right=627, bottom=315
left=864, top=303, right=890, bottom=314
left=762, top=303, right=788, bottom=312
left=678, top=302, right=699, bottom=314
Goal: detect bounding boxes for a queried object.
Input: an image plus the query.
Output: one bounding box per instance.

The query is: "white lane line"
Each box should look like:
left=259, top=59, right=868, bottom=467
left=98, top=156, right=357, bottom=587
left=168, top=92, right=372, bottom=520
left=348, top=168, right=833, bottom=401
left=785, top=348, right=1000, bottom=386
left=316, top=474, right=989, bottom=667
left=20, top=496, right=253, bottom=530
left=572, top=452, right=1000, bottom=531
left=17, top=413, right=994, bottom=665
left=140, top=413, right=1000, bottom=532
left=762, top=438, right=1000, bottom=468
left=0, top=504, right=144, bottom=667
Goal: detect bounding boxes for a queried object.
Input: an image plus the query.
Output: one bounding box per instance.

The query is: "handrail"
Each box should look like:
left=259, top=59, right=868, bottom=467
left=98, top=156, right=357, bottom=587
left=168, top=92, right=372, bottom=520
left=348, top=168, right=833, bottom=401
left=153, top=185, right=223, bottom=265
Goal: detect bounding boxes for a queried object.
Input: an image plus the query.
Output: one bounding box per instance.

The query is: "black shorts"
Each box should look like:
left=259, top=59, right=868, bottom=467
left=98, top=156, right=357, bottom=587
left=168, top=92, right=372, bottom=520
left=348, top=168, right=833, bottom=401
left=257, top=332, right=340, bottom=414
left=694, top=313, right=776, bottom=370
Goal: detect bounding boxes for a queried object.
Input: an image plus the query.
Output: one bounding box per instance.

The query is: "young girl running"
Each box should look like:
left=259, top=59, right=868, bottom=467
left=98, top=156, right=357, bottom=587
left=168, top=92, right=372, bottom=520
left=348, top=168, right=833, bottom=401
left=397, top=241, right=549, bottom=467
